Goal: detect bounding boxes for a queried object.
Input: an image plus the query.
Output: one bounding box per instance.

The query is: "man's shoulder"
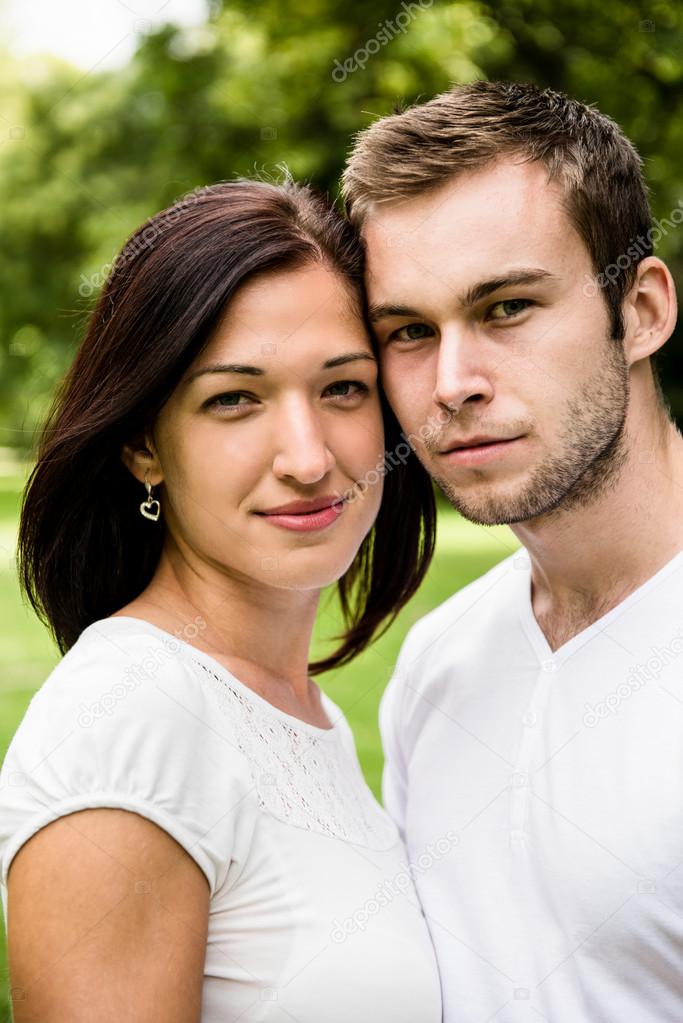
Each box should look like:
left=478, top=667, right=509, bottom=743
left=401, top=548, right=522, bottom=663
left=379, top=548, right=525, bottom=743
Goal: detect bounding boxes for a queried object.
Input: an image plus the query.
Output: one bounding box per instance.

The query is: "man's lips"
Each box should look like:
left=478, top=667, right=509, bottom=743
left=438, top=436, right=525, bottom=466
left=438, top=435, right=524, bottom=454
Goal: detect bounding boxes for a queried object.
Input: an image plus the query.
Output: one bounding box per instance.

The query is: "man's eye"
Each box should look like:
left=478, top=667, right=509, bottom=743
left=487, top=299, right=533, bottom=320
left=388, top=323, right=434, bottom=343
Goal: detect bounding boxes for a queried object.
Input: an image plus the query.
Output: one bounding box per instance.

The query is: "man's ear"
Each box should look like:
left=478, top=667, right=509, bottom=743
left=622, top=256, right=678, bottom=367
left=120, top=431, right=163, bottom=486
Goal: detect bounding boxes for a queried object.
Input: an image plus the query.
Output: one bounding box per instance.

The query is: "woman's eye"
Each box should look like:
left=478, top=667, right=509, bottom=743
left=324, top=380, right=369, bottom=401
left=389, top=323, right=434, bottom=343
left=207, top=392, right=255, bottom=412
left=487, top=299, right=533, bottom=321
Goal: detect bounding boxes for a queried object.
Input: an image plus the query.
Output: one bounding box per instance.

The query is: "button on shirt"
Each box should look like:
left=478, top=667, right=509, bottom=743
left=380, top=546, right=683, bottom=1023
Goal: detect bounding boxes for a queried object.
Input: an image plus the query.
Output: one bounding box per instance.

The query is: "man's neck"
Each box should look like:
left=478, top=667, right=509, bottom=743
left=510, top=413, right=683, bottom=652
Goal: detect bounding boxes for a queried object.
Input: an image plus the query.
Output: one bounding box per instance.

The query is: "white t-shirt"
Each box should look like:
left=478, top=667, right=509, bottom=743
left=380, top=544, right=683, bottom=1023
left=0, top=617, right=441, bottom=1023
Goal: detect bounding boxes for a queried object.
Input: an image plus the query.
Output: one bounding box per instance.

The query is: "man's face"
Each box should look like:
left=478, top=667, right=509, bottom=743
left=362, top=158, right=631, bottom=526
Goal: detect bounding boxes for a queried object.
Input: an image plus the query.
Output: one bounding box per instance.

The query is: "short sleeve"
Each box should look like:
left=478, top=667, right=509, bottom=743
left=0, top=626, right=257, bottom=906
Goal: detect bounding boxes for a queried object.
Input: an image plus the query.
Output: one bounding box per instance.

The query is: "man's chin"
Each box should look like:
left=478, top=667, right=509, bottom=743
left=434, top=476, right=555, bottom=527
left=446, top=502, right=525, bottom=527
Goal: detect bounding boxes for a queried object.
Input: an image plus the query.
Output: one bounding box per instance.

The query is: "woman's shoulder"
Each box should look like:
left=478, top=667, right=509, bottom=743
left=0, top=617, right=258, bottom=898
left=9, top=615, right=263, bottom=794
left=2, top=613, right=256, bottom=773
left=20, top=616, right=208, bottom=729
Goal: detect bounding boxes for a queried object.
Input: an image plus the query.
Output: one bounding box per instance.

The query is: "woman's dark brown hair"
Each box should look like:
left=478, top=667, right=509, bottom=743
left=17, top=177, right=436, bottom=674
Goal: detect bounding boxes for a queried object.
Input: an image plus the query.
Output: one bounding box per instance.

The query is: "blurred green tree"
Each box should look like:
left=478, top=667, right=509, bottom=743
left=0, top=0, right=680, bottom=449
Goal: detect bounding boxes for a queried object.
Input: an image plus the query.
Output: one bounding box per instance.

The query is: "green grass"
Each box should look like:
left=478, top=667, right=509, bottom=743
left=0, top=471, right=519, bottom=1020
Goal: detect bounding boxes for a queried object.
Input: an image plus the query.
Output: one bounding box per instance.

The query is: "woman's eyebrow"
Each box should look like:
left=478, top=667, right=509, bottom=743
left=185, top=351, right=376, bottom=385
left=322, top=352, right=377, bottom=369
left=185, top=363, right=265, bottom=384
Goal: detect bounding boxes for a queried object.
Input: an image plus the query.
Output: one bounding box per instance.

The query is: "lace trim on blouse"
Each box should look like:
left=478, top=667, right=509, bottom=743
left=190, top=658, right=398, bottom=851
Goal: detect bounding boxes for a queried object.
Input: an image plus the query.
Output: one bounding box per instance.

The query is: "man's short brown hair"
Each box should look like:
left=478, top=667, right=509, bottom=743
left=342, top=80, right=655, bottom=347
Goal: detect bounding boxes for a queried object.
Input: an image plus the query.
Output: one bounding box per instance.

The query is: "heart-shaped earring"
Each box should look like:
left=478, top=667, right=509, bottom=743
left=139, top=470, right=161, bottom=522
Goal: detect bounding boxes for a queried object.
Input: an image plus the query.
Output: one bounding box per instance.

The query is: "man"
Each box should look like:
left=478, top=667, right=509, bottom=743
left=342, top=80, right=683, bottom=1022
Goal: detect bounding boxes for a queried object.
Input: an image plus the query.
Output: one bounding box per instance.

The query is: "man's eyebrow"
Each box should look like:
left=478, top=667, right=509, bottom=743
left=368, top=303, right=423, bottom=323
left=367, top=269, right=557, bottom=324
left=460, top=269, right=557, bottom=308
left=185, top=351, right=376, bottom=385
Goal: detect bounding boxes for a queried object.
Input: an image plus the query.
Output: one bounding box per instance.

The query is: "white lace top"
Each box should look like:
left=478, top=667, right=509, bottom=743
left=0, top=617, right=441, bottom=1022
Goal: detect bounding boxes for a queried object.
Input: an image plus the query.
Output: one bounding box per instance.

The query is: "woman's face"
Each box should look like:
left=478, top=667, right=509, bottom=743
left=146, top=263, right=385, bottom=592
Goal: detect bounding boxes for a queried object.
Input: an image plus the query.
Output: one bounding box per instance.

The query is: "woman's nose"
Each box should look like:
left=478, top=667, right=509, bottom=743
left=271, top=403, right=336, bottom=484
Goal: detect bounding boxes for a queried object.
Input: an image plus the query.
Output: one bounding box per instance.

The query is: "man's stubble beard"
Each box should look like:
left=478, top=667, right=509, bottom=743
left=424, top=337, right=631, bottom=527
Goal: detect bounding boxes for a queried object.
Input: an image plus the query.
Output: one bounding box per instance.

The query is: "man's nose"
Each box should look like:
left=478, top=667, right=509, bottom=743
left=432, top=326, right=495, bottom=413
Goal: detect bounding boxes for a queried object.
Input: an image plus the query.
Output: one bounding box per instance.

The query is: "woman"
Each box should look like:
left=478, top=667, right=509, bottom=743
left=0, top=178, right=441, bottom=1021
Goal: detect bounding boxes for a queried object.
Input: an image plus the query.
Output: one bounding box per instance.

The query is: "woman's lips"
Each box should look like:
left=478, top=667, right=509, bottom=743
left=256, top=501, right=346, bottom=532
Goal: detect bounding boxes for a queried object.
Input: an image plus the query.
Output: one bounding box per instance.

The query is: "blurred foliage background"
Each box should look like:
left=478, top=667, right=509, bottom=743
left=0, top=0, right=682, bottom=450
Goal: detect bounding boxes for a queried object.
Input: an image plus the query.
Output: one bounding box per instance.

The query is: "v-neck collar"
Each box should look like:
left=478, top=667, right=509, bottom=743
left=515, top=544, right=683, bottom=665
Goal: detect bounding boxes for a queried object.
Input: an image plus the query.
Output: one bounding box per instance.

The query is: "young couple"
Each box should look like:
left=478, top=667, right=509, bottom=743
left=2, top=79, right=682, bottom=1022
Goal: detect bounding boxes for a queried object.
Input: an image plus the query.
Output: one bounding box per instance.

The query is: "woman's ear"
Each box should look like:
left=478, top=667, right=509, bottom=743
left=622, top=256, right=678, bottom=366
left=120, top=432, right=163, bottom=486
